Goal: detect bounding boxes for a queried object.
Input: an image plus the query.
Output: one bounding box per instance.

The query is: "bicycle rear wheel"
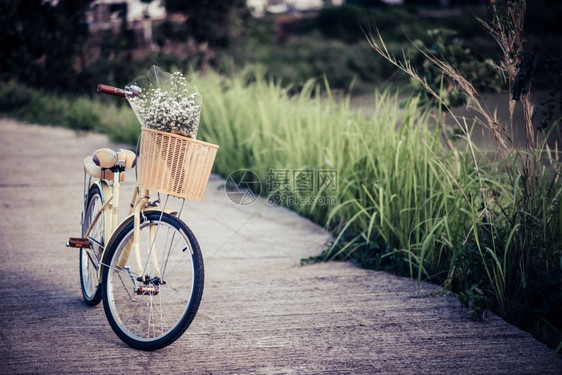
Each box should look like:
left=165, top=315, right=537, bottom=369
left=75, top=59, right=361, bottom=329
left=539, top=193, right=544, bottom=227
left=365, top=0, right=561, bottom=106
left=101, top=211, right=204, bottom=350
left=80, top=185, right=104, bottom=305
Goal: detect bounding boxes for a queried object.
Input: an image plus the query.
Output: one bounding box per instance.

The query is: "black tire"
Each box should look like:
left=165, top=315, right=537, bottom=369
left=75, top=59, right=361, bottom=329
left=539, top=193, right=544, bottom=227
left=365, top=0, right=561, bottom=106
left=80, top=185, right=104, bottom=306
left=101, top=212, right=204, bottom=351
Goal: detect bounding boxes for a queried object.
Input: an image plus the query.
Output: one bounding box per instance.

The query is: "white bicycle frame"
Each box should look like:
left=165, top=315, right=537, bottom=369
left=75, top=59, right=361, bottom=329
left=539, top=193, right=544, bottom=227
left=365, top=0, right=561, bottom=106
left=82, top=169, right=172, bottom=284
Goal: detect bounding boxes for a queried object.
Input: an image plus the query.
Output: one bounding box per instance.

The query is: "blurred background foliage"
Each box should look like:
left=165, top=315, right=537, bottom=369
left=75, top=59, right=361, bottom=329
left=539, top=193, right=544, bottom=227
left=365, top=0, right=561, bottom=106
left=2, top=0, right=559, bottom=97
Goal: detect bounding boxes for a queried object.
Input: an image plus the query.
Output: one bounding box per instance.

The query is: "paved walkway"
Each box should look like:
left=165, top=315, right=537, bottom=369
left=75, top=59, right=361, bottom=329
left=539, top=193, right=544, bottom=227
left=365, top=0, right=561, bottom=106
left=0, top=119, right=560, bottom=374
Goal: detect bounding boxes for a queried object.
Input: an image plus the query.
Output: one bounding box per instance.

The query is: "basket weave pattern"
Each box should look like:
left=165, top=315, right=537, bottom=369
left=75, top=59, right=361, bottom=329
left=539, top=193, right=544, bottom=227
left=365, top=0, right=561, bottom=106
left=137, top=128, right=218, bottom=201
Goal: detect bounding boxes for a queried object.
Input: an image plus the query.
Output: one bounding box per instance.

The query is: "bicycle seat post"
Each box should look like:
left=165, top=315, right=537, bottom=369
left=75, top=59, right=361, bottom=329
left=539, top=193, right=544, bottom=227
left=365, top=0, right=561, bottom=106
left=112, top=169, right=121, bottom=229
left=110, top=163, right=126, bottom=231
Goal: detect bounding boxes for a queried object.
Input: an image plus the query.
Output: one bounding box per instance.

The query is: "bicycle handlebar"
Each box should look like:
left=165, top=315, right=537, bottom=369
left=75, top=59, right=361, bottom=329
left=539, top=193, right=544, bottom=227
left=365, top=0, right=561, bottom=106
left=97, top=84, right=138, bottom=98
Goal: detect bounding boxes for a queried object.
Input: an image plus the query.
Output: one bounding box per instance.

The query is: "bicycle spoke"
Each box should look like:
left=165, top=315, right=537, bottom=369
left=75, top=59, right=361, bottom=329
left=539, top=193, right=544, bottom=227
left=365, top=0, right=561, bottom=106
left=121, top=290, right=146, bottom=327
left=161, top=250, right=191, bottom=279
left=117, top=272, right=135, bottom=302
left=157, top=293, right=165, bottom=337
left=161, top=231, right=180, bottom=277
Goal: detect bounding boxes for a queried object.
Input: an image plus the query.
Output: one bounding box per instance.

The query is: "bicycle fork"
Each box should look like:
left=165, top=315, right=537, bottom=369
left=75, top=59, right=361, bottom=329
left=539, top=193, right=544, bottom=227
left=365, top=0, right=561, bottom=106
left=116, top=188, right=162, bottom=283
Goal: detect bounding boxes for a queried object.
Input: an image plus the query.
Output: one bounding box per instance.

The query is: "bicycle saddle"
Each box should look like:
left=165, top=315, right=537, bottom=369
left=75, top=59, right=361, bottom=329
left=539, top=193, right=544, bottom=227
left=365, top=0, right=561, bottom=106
left=92, top=148, right=136, bottom=169
left=84, top=148, right=136, bottom=181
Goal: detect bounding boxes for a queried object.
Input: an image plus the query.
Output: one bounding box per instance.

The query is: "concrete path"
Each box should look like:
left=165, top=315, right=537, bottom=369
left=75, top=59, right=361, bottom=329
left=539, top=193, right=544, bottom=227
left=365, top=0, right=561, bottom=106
left=0, top=119, right=560, bottom=374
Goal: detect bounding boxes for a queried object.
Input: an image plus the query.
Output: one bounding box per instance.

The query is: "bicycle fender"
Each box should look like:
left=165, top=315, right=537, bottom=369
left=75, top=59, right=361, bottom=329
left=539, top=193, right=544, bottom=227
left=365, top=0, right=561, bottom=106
left=96, top=180, right=112, bottom=235
left=95, top=180, right=112, bottom=201
left=98, top=208, right=178, bottom=279
left=83, top=181, right=110, bottom=220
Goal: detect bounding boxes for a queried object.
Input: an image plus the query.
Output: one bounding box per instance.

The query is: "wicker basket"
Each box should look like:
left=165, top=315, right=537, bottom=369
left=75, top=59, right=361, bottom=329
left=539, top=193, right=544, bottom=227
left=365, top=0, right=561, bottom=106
left=137, top=128, right=218, bottom=201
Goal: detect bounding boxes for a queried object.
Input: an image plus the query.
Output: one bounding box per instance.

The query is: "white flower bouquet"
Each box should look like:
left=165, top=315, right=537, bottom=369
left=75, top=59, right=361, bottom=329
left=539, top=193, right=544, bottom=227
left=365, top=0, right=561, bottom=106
left=127, top=66, right=202, bottom=139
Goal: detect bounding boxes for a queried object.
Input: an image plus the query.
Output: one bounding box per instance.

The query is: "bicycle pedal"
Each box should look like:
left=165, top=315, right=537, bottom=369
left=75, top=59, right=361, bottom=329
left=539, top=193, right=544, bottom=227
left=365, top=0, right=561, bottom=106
left=67, top=237, right=91, bottom=248
left=136, top=285, right=159, bottom=296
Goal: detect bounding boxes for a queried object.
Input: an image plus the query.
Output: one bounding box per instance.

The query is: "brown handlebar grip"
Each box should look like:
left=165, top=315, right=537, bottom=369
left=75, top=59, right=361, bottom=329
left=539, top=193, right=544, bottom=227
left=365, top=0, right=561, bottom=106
left=97, top=84, right=128, bottom=98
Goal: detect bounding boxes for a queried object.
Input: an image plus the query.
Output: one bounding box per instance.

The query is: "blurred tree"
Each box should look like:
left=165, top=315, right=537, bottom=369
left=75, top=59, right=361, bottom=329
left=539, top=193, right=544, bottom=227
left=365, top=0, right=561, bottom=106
left=164, top=0, right=250, bottom=48
left=526, top=0, right=562, bottom=36
left=402, top=0, right=441, bottom=4
left=516, top=0, right=562, bottom=130
left=316, top=5, right=368, bottom=43
left=346, top=0, right=385, bottom=6
left=410, top=28, right=502, bottom=107
left=0, top=0, right=92, bottom=90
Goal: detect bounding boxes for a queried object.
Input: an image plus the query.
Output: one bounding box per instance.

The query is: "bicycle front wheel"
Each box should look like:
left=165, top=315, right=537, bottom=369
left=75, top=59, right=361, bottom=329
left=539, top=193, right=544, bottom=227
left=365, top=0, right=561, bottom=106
left=101, top=211, right=204, bottom=351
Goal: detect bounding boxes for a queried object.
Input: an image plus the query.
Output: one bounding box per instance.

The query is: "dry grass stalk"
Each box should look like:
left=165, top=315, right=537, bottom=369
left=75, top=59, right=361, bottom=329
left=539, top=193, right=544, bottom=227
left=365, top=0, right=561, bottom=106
left=364, top=0, right=554, bottom=205
left=363, top=24, right=492, bottom=215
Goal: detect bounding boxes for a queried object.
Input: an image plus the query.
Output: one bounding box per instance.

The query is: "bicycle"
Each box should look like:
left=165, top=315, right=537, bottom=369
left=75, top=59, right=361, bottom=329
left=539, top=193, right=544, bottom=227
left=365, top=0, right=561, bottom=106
left=67, top=83, right=218, bottom=351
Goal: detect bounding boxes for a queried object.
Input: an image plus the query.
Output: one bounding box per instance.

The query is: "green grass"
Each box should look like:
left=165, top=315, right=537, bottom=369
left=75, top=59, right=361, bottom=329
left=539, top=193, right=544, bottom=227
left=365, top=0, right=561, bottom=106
left=192, top=71, right=561, bottom=350
left=1, top=74, right=560, bottom=350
